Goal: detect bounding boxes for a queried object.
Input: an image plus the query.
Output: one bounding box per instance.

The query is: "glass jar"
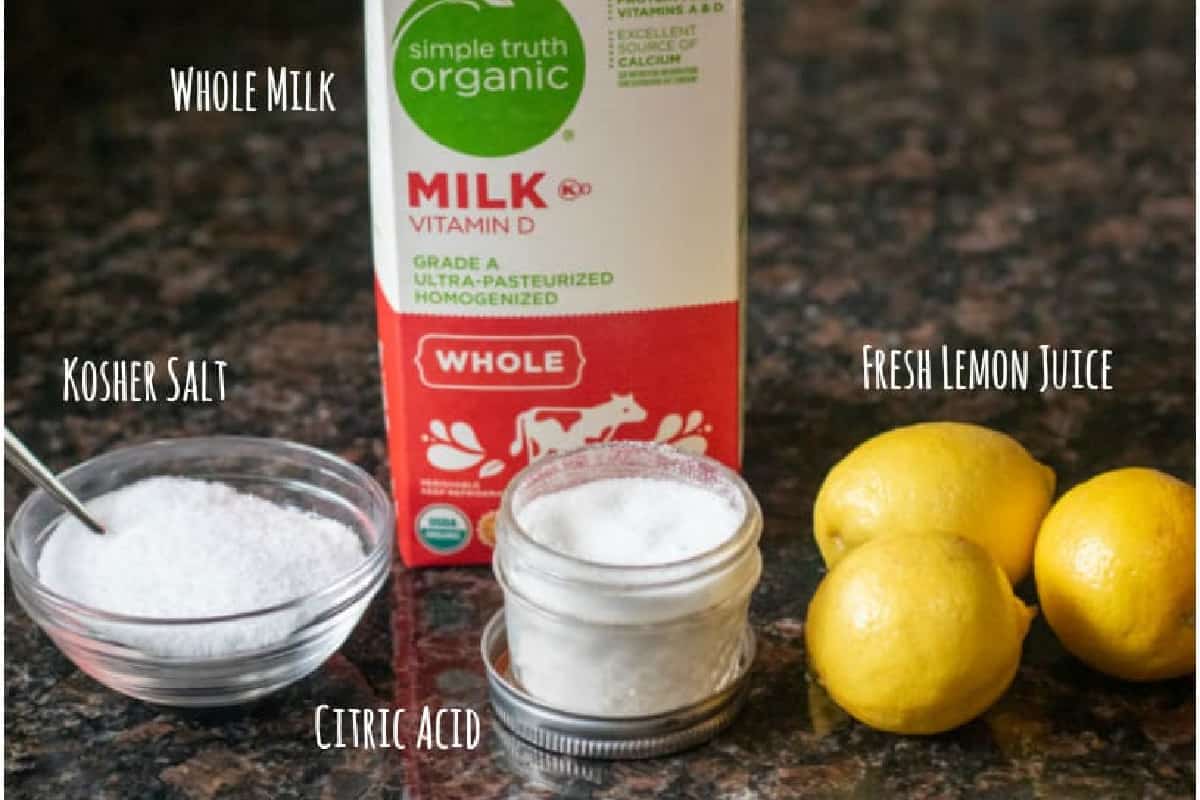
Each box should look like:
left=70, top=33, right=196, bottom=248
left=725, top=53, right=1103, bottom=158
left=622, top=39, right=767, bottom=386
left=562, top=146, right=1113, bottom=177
left=494, top=442, right=762, bottom=717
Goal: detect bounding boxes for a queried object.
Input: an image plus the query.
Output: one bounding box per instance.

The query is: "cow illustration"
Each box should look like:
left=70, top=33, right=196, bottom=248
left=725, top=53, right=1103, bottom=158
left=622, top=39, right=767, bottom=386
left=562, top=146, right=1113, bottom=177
left=509, top=394, right=648, bottom=461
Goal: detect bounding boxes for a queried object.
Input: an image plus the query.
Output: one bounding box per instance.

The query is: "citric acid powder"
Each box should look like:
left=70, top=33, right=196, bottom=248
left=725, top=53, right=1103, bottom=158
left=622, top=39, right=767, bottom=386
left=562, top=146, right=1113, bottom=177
left=517, top=477, right=741, bottom=566
left=501, top=471, right=757, bottom=716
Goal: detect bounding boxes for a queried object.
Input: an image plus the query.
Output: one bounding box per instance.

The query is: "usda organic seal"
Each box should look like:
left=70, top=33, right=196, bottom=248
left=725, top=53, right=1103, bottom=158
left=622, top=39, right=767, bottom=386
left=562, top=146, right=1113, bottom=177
left=415, top=504, right=472, bottom=555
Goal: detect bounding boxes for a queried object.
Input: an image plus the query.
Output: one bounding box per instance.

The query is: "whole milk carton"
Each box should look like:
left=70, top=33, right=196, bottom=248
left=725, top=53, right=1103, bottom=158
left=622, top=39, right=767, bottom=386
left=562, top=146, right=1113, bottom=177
left=365, top=0, right=745, bottom=566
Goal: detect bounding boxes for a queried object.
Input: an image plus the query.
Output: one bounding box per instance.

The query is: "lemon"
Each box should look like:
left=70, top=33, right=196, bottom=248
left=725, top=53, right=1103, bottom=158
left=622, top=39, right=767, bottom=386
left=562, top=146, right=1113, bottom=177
left=1034, top=467, right=1195, bottom=681
left=814, top=421, right=1055, bottom=583
left=805, top=532, right=1034, bottom=734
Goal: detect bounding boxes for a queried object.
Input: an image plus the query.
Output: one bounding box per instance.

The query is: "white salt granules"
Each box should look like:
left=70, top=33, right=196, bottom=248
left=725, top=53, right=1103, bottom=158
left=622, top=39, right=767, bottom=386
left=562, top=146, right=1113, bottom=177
left=516, top=477, right=741, bottom=566
left=37, top=476, right=364, bottom=658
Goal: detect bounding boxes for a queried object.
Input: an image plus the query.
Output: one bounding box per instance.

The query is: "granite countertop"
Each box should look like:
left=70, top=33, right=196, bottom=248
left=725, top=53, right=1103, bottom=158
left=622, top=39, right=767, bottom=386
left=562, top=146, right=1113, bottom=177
left=5, top=1, right=1195, bottom=797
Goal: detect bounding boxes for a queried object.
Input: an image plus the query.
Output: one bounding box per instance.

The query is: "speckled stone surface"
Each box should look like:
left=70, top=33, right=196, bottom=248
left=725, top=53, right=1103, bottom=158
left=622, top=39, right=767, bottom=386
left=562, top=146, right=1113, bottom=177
left=5, top=1, right=1194, bottom=797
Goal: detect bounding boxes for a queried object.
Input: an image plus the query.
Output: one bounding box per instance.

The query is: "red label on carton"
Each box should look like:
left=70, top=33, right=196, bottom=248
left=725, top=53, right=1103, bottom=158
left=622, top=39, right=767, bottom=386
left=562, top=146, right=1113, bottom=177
left=376, top=285, right=742, bottom=566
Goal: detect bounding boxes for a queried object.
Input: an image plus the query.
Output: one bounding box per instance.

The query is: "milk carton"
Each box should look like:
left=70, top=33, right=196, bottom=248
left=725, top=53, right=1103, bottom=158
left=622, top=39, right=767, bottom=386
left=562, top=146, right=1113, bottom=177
left=365, top=0, right=745, bottom=566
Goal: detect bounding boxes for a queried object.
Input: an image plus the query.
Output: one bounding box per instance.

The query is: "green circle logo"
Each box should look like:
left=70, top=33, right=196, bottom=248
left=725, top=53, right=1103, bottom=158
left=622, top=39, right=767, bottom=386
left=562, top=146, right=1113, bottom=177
left=415, top=504, right=472, bottom=555
left=393, top=0, right=585, bottom=157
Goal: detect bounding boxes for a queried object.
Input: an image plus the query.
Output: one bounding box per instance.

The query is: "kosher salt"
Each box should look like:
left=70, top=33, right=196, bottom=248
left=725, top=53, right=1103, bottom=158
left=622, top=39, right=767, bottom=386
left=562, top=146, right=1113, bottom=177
left=37, top=476, right=363, bottom=658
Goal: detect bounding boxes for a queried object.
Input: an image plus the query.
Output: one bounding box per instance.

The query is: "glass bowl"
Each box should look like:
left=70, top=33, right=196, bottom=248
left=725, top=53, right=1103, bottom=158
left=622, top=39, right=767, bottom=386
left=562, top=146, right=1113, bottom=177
left=6, top=436, right=393, bottom=707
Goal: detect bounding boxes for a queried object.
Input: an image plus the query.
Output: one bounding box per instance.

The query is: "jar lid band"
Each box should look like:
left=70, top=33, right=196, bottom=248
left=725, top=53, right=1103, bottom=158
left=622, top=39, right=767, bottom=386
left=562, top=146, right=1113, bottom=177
left=481, top=610, right=756, bottom=759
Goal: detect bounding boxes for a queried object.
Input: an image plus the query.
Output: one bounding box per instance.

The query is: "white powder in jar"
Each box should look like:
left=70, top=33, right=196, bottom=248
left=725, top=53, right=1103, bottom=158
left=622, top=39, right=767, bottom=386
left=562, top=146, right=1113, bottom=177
left=502, top=474, right=759, bottom=716
left=516, top=477, right=741, bottom=565
left=37, top=476, right=364, bottom=658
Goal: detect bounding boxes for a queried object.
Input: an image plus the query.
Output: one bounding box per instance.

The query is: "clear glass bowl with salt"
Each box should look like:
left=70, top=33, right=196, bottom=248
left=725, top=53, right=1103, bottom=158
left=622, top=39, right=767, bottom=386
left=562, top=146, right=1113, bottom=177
left=6, top=436, right=392, bottom=707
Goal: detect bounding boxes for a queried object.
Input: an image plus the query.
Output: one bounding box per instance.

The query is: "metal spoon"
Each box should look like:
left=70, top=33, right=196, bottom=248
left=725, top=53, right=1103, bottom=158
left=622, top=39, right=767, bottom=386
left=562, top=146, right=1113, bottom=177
left=4, top=428, right=106, bottom=535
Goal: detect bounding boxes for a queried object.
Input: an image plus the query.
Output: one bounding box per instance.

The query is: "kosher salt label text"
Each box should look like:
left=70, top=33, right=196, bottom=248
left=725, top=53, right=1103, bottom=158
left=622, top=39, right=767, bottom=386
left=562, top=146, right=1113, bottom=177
left=62, top=357, right=228, bottom=403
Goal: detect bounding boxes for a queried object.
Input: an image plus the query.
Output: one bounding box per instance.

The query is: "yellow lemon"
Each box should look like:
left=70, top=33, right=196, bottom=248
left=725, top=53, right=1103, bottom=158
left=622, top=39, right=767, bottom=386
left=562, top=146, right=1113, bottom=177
left=1034, top=467, right=1195, bottom=681
left=814, top=421, right=1055, bottom=583
left=805, top=532, right=1034, bottom=734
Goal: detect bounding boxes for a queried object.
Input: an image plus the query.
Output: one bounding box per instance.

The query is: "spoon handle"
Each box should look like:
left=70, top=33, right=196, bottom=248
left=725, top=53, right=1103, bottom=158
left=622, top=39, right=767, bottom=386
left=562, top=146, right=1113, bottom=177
left=4, top=429, right=106, bottom=535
